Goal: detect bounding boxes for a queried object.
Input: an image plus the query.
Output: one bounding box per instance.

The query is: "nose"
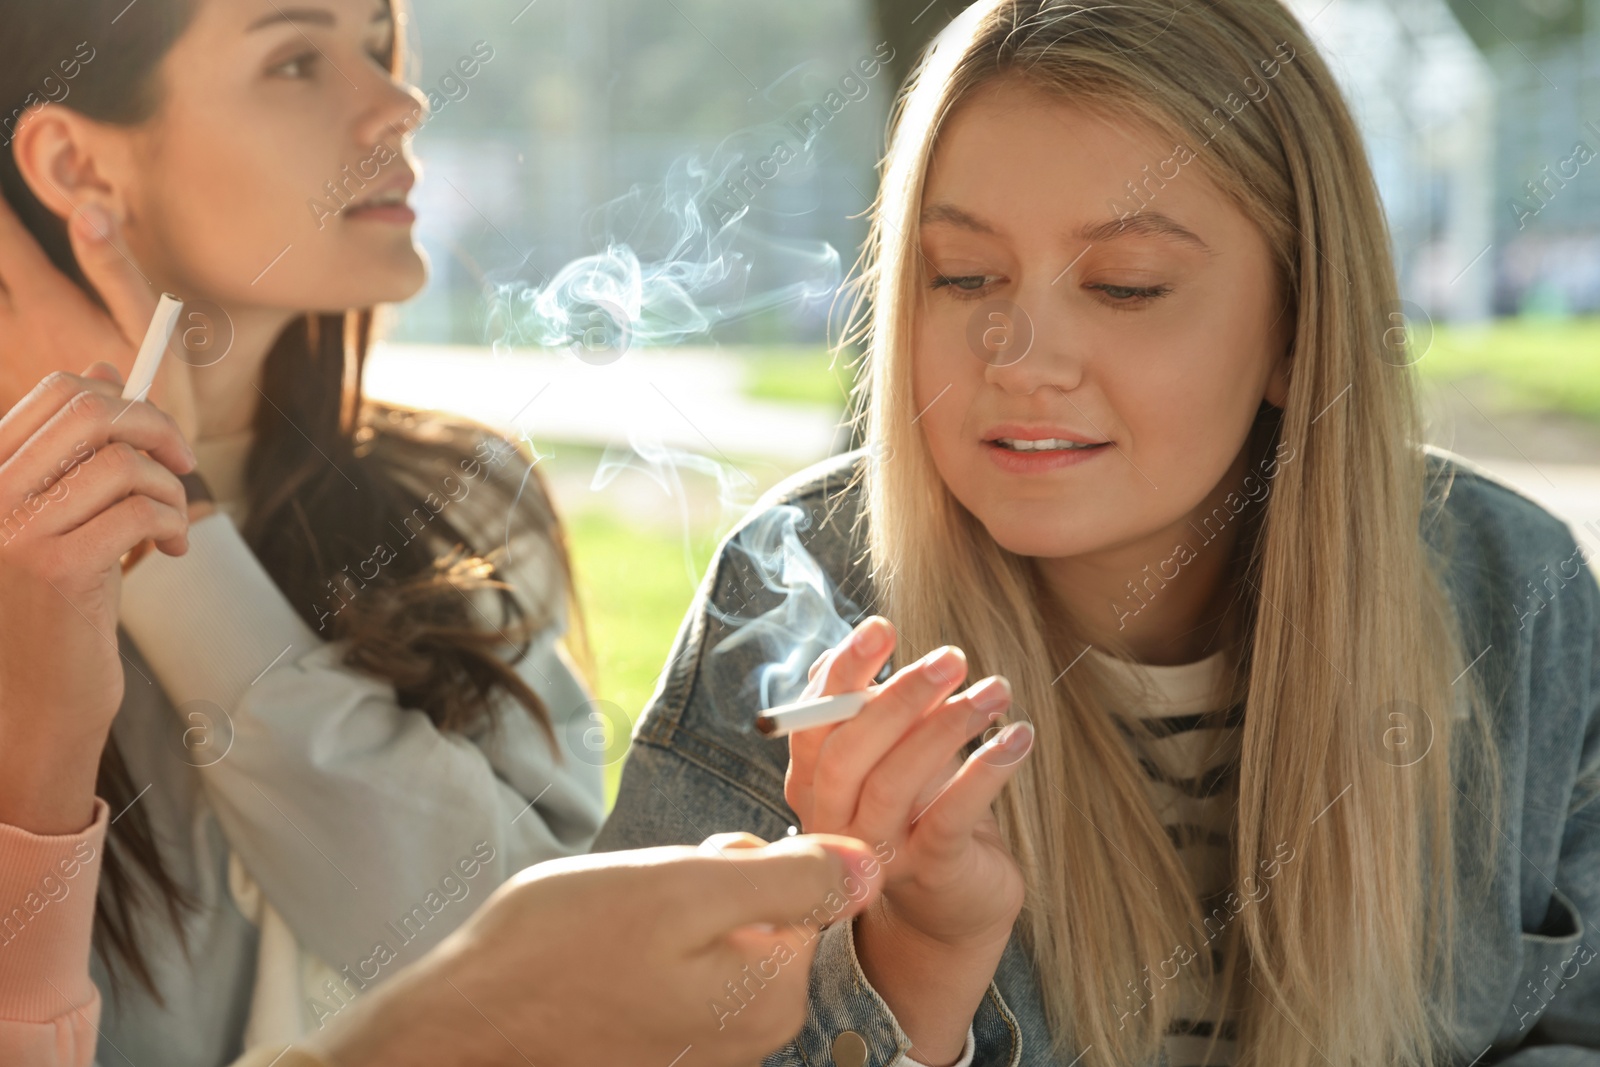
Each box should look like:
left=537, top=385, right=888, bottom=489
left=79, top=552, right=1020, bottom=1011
left=980, top=282, right=1086, bottom=396
left=356, top=70, right=430, bottom=155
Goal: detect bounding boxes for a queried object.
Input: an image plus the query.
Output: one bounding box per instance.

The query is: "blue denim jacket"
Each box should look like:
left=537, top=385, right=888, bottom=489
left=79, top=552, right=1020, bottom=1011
left=592, top=446, right=1600, bottom=1066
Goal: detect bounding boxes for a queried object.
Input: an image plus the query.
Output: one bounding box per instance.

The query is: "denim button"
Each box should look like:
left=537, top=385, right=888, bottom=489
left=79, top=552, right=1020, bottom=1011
left=831, top=1030, right=868, bottom=1067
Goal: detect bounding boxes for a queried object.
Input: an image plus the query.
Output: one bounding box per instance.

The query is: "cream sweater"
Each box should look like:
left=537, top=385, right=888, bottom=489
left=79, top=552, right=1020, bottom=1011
left=0, top=428, right=607, bottom=1067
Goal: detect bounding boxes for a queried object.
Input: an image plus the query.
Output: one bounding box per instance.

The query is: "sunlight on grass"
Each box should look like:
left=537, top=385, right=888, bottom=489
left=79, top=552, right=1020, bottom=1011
left=565, top=508, right=720, bottom=806
left=1419, top=317, right=1600, bottom=421
left=741, top=345, right=856, bottom=409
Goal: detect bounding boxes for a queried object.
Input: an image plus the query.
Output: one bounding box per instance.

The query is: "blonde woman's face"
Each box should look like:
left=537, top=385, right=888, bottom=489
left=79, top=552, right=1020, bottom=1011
left=912, top=78, right=1292, bottom=563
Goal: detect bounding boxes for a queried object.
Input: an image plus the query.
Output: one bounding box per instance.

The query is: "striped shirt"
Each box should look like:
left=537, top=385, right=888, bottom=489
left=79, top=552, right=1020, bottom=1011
left=1089, top=646, right=1243, bottom=1067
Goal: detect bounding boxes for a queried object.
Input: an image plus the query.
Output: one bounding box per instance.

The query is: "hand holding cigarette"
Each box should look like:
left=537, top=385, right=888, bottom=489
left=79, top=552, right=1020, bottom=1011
left=779, top=615, right=1033, bottom=1048
left=755, top=688, right=877, bottom=738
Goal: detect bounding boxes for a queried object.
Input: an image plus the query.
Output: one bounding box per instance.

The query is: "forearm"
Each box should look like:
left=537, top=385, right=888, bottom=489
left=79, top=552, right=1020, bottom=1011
left=297, top=941, right=519, bottom=1067
left=854, top=898, right=1007, bottom=1066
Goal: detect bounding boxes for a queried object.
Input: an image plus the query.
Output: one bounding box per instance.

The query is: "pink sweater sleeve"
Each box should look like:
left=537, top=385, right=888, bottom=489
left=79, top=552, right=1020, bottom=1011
left=0, top=798, right=109, bottom=1067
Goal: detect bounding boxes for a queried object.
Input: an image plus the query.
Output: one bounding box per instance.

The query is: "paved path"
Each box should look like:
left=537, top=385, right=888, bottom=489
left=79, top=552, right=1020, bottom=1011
left=366, top=343, right=844, bottom=467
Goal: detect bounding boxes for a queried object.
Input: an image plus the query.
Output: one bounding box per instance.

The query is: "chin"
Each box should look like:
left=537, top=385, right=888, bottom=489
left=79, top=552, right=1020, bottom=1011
left=970, top=501, right=1115, bottom=561
left=324, top=250, right=429, bottom=309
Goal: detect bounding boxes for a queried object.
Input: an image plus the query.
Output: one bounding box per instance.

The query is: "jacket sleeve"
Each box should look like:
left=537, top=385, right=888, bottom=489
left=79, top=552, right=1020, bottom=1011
left=0, top=799, right=107, bottom=1067
left=592, top=504, right=1021, bottom=1067
left=117, top=512, right=606, bottom=973
left=1494, top=565, right=1600, bottom=1063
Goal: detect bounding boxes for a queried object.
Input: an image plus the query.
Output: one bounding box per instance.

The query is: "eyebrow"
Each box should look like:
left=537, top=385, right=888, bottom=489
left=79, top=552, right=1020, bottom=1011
left=248, top=7, right=335, bottom=31
left=920, top=201, right=1212, bottom=253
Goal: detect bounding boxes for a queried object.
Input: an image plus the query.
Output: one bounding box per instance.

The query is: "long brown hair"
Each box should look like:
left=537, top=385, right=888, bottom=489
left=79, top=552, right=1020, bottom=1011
left=841, top=1, right=1504, bottom=1064
left=0, top=0, right=585, bottom=1000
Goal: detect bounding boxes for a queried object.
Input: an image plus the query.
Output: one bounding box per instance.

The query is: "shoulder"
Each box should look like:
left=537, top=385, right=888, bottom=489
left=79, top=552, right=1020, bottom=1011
left=1422, top=446, right=1590, bottom=567
left=631, top=449, right=874, bottom=777
left=1421, top=445, right=1598, bottom=641
left=710, top=448, right=875, bottom=614
left=1422, top=446, right=1598, bottom=776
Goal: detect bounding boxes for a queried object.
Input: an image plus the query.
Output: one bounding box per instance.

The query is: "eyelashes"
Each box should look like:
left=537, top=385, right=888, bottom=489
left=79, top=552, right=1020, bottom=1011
left=928, top=274, right=1173, bottom=310
left=1090, top=282, right=1173, bottom=311
left=268, top=52, right=320, bottom=79
left=266, top=43, right=392, bottom=81
left=929, top=274, right=996, bottom=295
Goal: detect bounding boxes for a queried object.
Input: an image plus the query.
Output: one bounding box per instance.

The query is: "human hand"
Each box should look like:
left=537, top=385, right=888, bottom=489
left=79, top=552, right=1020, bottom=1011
left=0, top=364, right=195, bottom=833
left=785, top=617, right=1035, bottom=1064
left=787, top=616, right=1033, bottom=952
left=304, top=833, right=888, bottom=1067
left=0, top=192, right=199, bottom=439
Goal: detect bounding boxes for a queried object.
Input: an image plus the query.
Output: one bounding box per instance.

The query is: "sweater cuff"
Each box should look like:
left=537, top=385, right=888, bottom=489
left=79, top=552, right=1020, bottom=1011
left=0, top=798, right=108, bottom=1021
left=120, top=512, right=322, bottom=712
left=229, top=1046, right=334, bottom=1067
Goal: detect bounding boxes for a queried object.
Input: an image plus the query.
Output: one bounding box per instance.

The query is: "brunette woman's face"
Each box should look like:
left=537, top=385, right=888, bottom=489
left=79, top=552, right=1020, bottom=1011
left=117, top=0, right=429, bottom=311
left=912, top=77, right=1292, bottom=562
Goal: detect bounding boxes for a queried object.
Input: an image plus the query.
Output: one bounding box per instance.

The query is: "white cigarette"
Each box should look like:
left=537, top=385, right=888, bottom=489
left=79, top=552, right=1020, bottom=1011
left=755, top=689, right=876, bottom=738
left=122, top=293, right=184, bottom=402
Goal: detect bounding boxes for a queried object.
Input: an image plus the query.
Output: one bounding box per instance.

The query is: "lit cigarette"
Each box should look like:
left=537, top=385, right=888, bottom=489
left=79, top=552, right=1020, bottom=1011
left=122, top=293, right=184, bottom=401
left=755, top=689, right=877, bottom=738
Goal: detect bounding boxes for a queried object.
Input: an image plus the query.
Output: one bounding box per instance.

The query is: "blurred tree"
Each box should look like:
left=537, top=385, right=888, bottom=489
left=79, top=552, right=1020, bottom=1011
left=864, top=0, right=1580, bottom=88
left=1445, top=0, right=1585, bottom=47
left=868, top=0, right=973, bottom=93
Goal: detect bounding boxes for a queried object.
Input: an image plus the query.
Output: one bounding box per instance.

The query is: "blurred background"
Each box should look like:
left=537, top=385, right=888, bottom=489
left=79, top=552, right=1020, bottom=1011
left=364, top=0, right=1600, bottom=799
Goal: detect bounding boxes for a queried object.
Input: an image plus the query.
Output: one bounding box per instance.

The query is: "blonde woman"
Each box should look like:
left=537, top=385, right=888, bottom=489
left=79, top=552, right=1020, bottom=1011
left=593, top=1, right=1600, bottom=1065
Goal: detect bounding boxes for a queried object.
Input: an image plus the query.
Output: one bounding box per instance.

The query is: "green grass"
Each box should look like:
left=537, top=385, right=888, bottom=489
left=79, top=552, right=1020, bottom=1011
left=1418, top=316, right=1600, bottom=421
left=564, top=507, right=720, bottom=806
left=740, top=345, right=856, bottom=409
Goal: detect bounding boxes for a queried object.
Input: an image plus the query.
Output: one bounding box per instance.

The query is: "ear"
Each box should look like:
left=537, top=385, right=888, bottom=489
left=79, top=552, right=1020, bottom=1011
left=1264, top=346, right=1291, bottom=408
left=1262, top=292, right=1295, bottom=409
left=9, top=104, right=128, bottom=230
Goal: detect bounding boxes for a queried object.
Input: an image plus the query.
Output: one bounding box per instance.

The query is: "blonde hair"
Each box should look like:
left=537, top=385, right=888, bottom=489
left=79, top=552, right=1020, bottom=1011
left=837, top=2, right=1505, bottom=1064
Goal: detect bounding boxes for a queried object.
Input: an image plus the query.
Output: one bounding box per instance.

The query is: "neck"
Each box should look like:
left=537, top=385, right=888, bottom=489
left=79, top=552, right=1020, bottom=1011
left=189, top=305, right=300, bottom=441
left=1036, top=439, right=1261, bottom=666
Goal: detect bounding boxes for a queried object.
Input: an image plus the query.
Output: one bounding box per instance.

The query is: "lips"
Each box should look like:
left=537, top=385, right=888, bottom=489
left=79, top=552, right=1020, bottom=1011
left=345, top=170, right=416, bottom=215
left=980, top=422, right=1111, bottom=473
left=981, top=424, right=1109, bottom=449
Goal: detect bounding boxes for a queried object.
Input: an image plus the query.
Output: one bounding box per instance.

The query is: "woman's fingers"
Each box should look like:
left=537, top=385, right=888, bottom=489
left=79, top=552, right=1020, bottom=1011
left=29, top=442, right=187, bottom=543
left=2, top=377, right=195, bottom=484
left=806, top=645, right=970, bottom=830
left=58, top=491, right=189, bottom=575
left=906, top=722, right=1035, bottom=864
left=848, top=677, right=1013, bottom=844
left=811, top=617, right=897, bottom=697
left=784, top=617, right=898, bottom=812
left=81, top=362, right=126, bottom=387
left=0, top=371, right=130, bottom=461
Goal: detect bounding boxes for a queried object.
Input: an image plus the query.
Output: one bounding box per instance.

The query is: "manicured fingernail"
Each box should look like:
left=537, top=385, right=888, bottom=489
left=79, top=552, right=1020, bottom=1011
left=849, top=617, right=889, bottom=658
left=979, top=720, right=1034, bottom=763
left=920, top=645, right=962, bottom=685
left=77, top=203, right=113, bottom=243
left=966, top=676, right=1011, bottom=714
